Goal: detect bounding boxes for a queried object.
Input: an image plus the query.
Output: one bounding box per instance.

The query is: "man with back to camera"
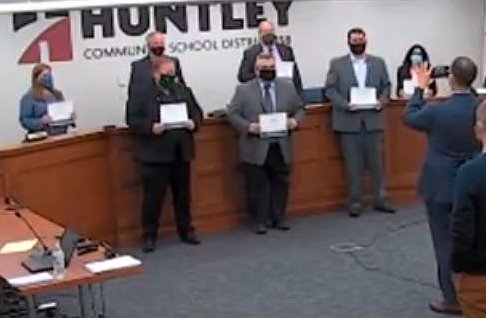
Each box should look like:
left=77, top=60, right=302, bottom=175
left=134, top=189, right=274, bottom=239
left=452, top=99, right=486, bottom=318
left=237, top=20, right=303, bottom=95
left=228, top=53, right=305, bottom=234
left=403, top=57, right=480, bottom=315
left=325, top=27, right=395, bottom=217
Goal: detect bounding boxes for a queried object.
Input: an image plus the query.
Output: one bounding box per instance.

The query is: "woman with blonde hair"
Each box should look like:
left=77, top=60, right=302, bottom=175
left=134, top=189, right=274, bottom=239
left=19, top=63, right=74, bottom=136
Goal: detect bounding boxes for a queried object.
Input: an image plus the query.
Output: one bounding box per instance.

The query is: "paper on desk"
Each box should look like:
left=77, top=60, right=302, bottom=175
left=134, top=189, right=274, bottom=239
left=259, top=112, right=288, bottom=138
left=48, top=101, right=74, bottom=121
left=0, top=239, right=38, bottom=254
left=403, top=79, right=418, bottom=96
left=160, top=102, right=188, bottom=126
left=8, top=272, right=54, bottom=287
left=85, top=255, right=142, bottom=274
left=277, top=61, right=294, bottom=78
left=350, top=87, right=378, bottom=108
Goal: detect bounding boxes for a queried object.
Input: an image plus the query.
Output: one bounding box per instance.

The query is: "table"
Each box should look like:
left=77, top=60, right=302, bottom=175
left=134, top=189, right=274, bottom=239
left=0, top=101, right=427, bottom=246
left=0, top=202, right=143, bottom=317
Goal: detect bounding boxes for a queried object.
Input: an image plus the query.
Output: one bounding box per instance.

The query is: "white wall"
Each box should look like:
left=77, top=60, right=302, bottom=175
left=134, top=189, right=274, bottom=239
left=0, top=0, right=484, bottom=145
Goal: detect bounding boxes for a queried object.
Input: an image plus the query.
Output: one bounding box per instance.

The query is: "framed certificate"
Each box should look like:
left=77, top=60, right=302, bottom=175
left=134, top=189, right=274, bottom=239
left=47, top=101, right=74, bottom=121
left=350, top=87, right=378, bottom=109
left=159, top=102, right=188, bottom=129
left=259, top=112, right=288, bottom=138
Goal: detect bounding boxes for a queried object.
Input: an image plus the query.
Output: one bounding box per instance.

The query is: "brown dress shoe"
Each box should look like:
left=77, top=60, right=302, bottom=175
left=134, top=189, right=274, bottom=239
left=429, top=300, right=462, bottom=316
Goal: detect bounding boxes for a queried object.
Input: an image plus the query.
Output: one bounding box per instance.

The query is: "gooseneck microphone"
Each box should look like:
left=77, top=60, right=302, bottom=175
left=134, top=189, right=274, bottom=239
left=4, top=197, right=50, bottom=254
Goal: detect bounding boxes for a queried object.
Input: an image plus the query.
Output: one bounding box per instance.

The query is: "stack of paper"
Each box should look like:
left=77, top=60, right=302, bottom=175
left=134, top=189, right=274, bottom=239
left=85, top=255, right=142, bottom=274
left=0, top=239, right=38, bottom=254
left=8, top=273, right=53, bottom=287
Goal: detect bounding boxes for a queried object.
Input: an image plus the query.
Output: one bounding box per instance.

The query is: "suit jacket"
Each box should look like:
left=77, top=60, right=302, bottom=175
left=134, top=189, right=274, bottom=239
left=403, top=89, right=479, bottom=203
left=237, top=43, right=303, bottom=95
left=325, top=54, right=391, bottom=132
left=125, top=72, right=203, bottom=163
left=227, top=78, right=305, bottom=166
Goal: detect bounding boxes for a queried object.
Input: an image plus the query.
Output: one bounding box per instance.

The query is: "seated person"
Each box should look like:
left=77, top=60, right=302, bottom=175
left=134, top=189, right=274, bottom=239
left=396, top=44, right=437, bottom=98
left=19, top=63, right=75, bottom=136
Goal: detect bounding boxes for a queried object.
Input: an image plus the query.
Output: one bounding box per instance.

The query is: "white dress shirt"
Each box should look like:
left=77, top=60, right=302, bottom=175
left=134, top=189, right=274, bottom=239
left=350, top=54, right=367, bottom=88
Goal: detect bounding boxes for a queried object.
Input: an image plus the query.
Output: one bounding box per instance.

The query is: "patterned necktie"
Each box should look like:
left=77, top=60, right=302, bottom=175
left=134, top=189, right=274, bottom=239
left=263, top=83, right=274, bottom=113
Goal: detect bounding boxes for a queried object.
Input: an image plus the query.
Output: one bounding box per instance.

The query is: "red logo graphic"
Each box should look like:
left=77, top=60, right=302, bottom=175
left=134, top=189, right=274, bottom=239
left=14, top=12, right=73, bottom=64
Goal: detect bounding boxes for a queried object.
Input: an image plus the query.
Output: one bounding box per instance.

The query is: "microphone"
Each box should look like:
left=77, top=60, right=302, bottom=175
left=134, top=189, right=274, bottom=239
left=4, top=197, right=50, bottom=254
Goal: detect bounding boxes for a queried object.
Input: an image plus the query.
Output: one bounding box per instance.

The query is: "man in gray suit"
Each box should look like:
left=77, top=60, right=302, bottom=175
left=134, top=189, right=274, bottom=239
left=227, top=53, right=305, bottom=234
left=325, top=27, right=395, bottom=217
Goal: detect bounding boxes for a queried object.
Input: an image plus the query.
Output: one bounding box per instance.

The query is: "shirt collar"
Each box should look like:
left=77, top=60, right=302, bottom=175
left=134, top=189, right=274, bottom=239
left=259, top=80, right=275, bottom=89
left=350, top=54, right=366, bottom=63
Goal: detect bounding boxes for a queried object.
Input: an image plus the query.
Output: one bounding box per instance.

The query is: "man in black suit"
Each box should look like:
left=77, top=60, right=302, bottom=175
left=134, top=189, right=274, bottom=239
left=129, top=31, right=185, bottom=97
left=237, top=20, right=303, bottom=95
left=126, top=56, right=202, bottom=253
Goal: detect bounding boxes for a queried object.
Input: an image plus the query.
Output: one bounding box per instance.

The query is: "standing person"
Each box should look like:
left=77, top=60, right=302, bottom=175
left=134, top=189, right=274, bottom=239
left=228, top=53, right=305, bottom=234
left=126, top=56, right=202, bottom=253
left=403, top=57, right=480, bottom=315
left=19, top=63, right=75, bottom=136
left=237, top=20, right=303, bottom=95
left=452, top=99, right=486, bottom=318
left=325, top=27, right=395, bottom=217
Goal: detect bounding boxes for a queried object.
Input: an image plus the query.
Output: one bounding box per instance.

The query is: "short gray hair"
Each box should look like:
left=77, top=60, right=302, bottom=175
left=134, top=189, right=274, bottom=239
left=145, top=31, right=164, bottom=44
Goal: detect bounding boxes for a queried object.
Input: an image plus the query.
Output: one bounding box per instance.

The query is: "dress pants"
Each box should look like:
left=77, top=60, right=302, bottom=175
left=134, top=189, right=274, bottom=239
left=339, top=130, right=386, bottom=207
left=243, top=143, right=290, bottom=226
left=425, top=200, right=457, bottom=303
left=455, top=273, right=486, bottom=318
left=139, top=161, right=194, bottom=240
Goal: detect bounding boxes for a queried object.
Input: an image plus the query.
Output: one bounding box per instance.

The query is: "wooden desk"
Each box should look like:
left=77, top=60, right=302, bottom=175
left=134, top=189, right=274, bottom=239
left=0, top=100, right=426, bottom=246
left=0, top=202, right=142, bottom=317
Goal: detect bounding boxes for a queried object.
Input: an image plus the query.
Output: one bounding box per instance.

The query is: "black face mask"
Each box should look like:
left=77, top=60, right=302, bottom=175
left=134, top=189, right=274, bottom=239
left=159, top=75, right=175, bottom=89
left=262, top=34, right=276, bottom=46
left=259, top=69, right=276, bottom=82
left=349, top=43, right=366, bottom=56
left=150, top=46, right=165, bottom=57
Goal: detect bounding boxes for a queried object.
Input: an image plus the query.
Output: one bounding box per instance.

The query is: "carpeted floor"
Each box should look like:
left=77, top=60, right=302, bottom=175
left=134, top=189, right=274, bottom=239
left=54, top=204, right=451, bottom=318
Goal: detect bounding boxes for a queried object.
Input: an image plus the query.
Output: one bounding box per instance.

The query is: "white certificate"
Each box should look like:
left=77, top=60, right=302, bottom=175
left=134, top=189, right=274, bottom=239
left=403, top=79, right=418, bottom=96
left=159, top=102, right=188, bottom=127
left=47, top=100, right=74, bottom=121
left=259, top=112, right=288, bottom=138
left=350, top=87, right=378, bottom=109
left=276, top=61, right=294, bottom=78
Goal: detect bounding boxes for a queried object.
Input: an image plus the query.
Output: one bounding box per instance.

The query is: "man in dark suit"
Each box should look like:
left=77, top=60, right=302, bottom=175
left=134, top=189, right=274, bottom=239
left=403, top=57, right=480, bottom=315
left=228, top=53, right=305, bottom=234
left=126, top=56, right=203, bottom=252
left=237, top=20, right=303, bottom=95
left=129, top=31, right=185, bottom=99
left=452, top=100, right=486, bottom=318
left=325, top=27, right=395, bottom=217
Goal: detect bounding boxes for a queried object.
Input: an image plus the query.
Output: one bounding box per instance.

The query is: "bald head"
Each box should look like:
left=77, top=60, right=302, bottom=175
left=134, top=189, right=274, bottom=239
left=258, top=20, right=277, bottom=46
left=146, top=31, right=166, bottom=58
left=450, top=56, right=477, bottom=89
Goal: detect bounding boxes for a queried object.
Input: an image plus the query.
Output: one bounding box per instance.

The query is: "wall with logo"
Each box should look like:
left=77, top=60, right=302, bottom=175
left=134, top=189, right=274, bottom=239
left=0, top=0, right=484, bottom=145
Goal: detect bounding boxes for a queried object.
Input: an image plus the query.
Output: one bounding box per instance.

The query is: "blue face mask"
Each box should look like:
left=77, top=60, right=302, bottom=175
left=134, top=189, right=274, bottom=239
left=410, top=54, right=423, bottom=66
left=40, top=73, right=54, bottom=89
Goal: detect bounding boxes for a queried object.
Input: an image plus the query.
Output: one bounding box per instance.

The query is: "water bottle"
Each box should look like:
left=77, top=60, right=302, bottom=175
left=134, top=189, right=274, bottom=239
left=52, top=240, right=66, bottom=280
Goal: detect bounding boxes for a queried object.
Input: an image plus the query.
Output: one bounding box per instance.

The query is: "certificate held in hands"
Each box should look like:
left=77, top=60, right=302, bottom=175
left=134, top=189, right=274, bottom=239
left=159, top=102, right=188, bottom=129
left=350, top=87, right=378, bottom=109
left=259, top=112, right=288, bottom=138
left=48, top=100, right=74, bottom=121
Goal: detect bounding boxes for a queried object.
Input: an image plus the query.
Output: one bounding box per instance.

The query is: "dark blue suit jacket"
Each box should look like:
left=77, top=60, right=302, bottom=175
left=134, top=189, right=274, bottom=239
left=403, top=89, right=479, bottom=203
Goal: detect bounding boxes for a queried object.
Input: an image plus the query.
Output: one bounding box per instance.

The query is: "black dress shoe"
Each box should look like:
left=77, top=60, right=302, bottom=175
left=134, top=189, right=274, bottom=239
left=254, top=224, right=267, bottom=235
left=348, top=205, right=362, bottom=218
left=374, top=203, right=396, bottom=214
left=180, top=233, right=201, bottom=245
left=142, top=238, right=156, bottom=253
left=274, top=221, right=290, bottom=231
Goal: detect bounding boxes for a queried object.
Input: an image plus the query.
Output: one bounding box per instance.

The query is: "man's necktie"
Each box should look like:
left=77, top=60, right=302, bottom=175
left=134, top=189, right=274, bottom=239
left=264, top=83, right=274, bottom=113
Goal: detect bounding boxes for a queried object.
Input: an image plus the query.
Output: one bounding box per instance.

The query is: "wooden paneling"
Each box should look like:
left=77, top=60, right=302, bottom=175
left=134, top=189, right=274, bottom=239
left=0, top=101, right=426, bottom=246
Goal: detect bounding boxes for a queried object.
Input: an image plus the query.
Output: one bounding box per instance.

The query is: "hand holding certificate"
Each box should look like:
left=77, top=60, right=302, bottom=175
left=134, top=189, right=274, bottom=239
left=349, top=87, right=378, bottom=110
left=47, top=100, right=74, bottom=121
left=259, top=112, right=288, bottom=138
left=159, top=102, right=189, bottom=129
